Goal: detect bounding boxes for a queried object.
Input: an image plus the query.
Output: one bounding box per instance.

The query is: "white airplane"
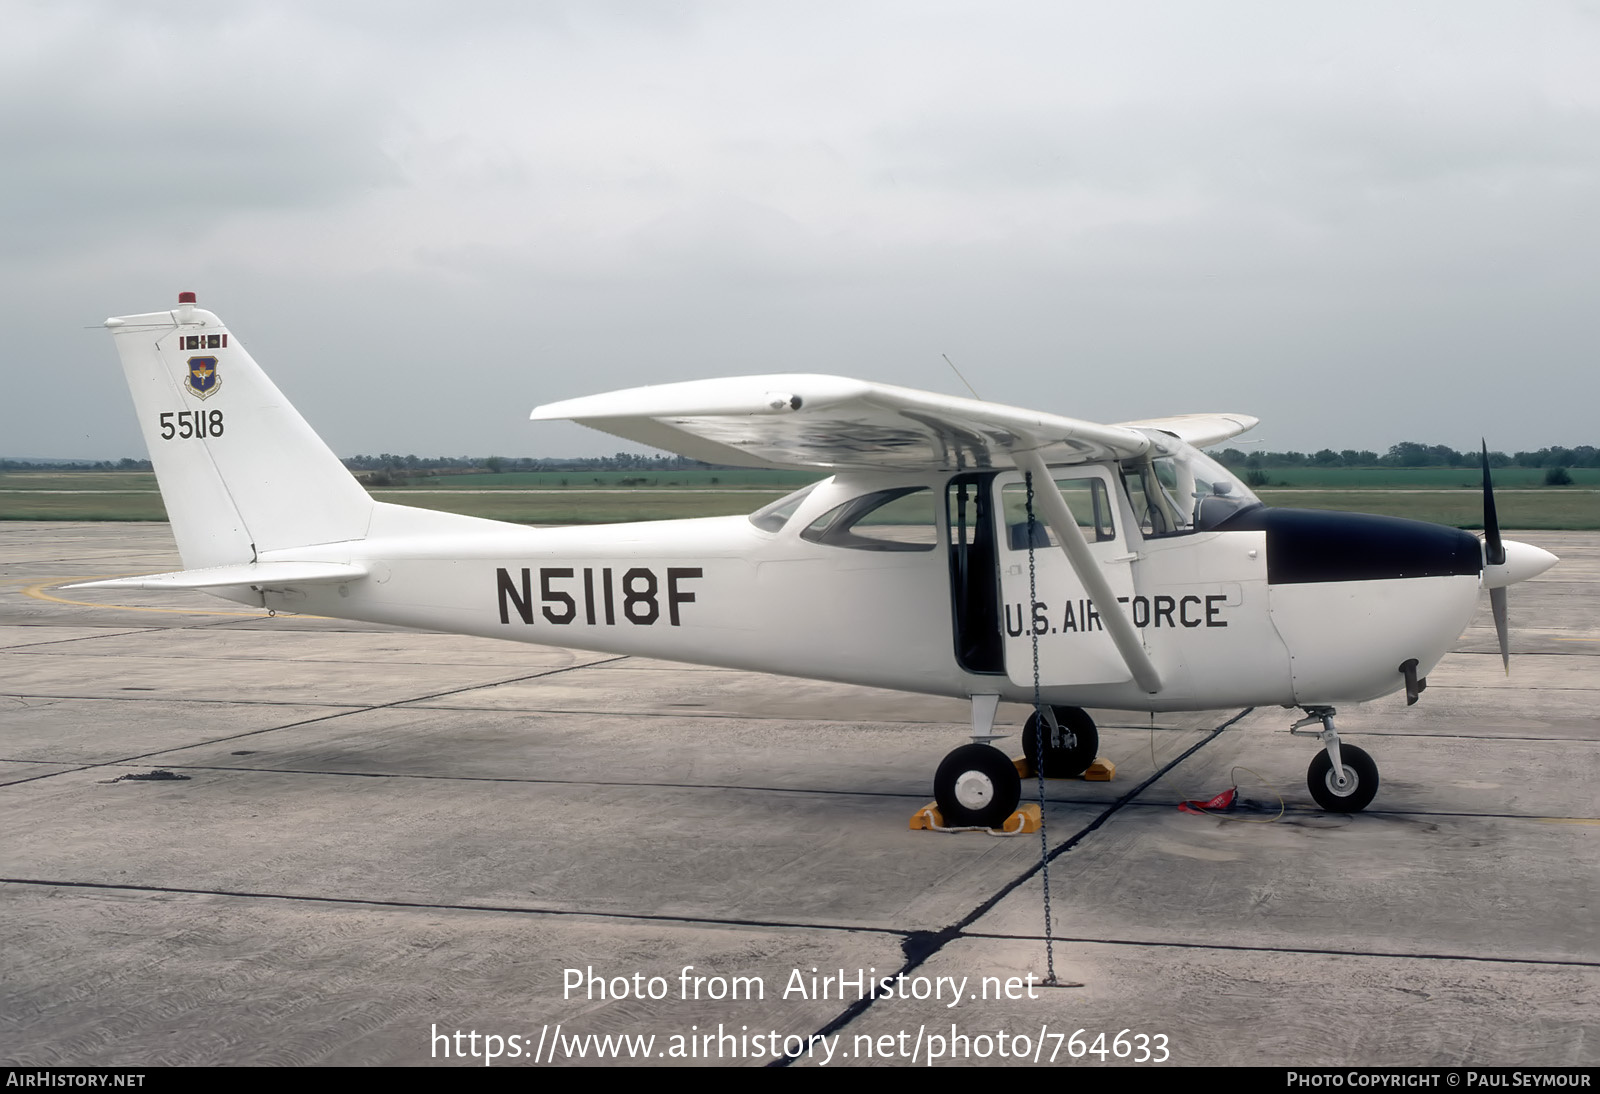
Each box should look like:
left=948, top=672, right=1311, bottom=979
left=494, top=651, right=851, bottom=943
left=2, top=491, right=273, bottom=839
left=78, top=293, right=1558, bottom=826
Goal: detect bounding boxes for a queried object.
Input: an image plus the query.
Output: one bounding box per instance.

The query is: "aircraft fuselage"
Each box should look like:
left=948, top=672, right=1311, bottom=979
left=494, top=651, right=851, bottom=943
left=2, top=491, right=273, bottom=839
left=228, top=469, right=1483, bottom=715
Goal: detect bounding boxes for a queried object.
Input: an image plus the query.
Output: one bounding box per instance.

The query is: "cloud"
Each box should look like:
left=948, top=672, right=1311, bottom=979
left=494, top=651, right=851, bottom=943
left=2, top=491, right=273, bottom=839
left=5, top=1, right=1599, bottom=458
left=0, top=2, right=399, bottom=259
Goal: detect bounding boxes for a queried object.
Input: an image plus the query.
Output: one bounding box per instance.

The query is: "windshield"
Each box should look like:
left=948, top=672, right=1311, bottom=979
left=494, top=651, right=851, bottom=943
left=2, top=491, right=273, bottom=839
left=1120, top=445, right=1259, bottom=537
left=748, top=482, right=821, bottom=532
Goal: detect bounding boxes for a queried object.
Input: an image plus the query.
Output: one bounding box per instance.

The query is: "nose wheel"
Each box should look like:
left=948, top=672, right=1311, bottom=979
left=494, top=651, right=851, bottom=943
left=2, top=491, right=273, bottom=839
left=1307, top=745, right=1379, bottom=812
left=1292, top=706, right=1381, bottom=813
left=933, top=744, right=1022, bottom=829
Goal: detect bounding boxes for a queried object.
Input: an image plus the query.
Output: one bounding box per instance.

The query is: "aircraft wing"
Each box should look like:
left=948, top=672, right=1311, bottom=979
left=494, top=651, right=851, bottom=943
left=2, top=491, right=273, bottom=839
left=530, top=374, right=1162, bottom=472
left=1113, top=413, right=1260, bottom=449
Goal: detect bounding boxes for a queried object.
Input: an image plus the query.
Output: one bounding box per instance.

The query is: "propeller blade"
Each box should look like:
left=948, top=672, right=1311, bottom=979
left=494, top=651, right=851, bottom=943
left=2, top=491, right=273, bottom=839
left=1481, top=440, right=1505, bottom=566
left=1491, top=585, right=1510, bottom=674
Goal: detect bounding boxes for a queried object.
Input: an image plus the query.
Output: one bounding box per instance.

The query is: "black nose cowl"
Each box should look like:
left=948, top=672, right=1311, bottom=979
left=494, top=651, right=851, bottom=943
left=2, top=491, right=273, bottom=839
left=1216, top=508, right=1483, bottom=585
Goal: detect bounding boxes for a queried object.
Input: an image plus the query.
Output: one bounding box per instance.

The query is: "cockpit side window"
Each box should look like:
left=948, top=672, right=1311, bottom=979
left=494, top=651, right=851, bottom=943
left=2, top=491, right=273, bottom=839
left=1119, top=448, right=1260, bottom=538
left=800, top=487, right=937, bottom=551
left=1120, top=461, right=1181, bottom=536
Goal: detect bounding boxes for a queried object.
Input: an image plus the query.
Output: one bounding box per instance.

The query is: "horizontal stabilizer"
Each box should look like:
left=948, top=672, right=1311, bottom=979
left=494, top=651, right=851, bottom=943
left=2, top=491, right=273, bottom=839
left=68, top=561, right=369, bottom=592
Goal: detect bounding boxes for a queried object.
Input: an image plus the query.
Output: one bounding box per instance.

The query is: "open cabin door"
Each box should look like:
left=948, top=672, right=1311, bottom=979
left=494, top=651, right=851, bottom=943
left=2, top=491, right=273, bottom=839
left=993, top=467, right=1138, bottom=687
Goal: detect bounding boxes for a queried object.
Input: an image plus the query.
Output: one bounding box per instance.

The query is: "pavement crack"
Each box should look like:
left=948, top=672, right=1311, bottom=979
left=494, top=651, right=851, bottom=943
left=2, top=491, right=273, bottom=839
left=770, top=707, right=1254, bottom=1066
left=0, top=627, right=154, bottom=650
left=0, top=656, right=629, bottom=789
left=0, top=876, right=908, bottom=938
left=957, top=930, right=1600, bottom=969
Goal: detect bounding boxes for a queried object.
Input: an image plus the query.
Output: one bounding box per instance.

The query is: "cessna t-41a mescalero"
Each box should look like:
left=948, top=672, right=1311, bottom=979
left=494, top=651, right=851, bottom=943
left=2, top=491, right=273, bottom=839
left=82, top=294, right=1558, bottom=826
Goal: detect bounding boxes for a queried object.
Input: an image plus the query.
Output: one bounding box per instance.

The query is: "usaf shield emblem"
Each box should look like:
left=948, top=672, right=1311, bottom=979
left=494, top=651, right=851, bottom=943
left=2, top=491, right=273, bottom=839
left=185, top=356, right=220, bottom=400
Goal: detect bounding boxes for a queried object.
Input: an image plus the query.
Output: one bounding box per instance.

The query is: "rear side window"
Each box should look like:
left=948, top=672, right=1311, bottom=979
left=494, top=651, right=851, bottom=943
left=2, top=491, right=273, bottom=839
left=800, top=487, right=937, bottom=551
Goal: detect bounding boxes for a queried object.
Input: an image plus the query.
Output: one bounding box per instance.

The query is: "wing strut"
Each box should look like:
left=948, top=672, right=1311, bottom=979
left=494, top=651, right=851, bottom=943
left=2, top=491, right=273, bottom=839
left=1013, top=448, right=1162, bottom=694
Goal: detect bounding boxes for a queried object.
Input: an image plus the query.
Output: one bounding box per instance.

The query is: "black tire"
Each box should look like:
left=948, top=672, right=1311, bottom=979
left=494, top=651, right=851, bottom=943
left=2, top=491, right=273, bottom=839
left=934, top=744, right=1022, bottom=829
left=1307, top=744, right=1379, bottom=813
left=1022, top=706, right=1099, bottom=778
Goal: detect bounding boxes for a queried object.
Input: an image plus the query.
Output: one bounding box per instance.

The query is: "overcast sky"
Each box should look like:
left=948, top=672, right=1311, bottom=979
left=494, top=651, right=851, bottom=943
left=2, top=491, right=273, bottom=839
left=5, top=0, right=1598, bottom=460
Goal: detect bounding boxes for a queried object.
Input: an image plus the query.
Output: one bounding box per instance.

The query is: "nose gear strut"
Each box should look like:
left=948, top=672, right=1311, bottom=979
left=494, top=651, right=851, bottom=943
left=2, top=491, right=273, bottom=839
left=1289, top=706, right=1380, bottom=812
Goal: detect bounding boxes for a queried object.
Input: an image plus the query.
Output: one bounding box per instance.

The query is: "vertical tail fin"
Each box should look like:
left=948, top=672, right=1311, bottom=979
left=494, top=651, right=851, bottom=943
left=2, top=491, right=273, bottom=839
left=105, top=293, right=374, bottom=569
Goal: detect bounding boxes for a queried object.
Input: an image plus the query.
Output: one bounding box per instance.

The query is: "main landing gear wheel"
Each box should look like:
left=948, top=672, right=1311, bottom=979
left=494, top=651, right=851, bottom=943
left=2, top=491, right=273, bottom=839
left=1307, top=744, right=1379, bottom=813
left=934, top=743, right=1021, bottom=829
left=1022, top=706, right=1099, bottom=778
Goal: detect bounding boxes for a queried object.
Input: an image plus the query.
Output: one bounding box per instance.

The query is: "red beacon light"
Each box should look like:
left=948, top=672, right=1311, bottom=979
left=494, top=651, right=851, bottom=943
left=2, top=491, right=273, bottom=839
left=175, top=291, right=199, bottom=328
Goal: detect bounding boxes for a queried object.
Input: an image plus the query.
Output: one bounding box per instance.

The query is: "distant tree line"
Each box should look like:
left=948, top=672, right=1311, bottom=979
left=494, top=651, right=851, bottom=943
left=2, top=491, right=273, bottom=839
left=0, top=457, right=153, bottom=471
left=0, top=453, right=710, bottom=474
left=5, top=443, right=1595, bottom=475
left=340, top=452, right=712, bottom=474
left=1211, top=444, right=1599, bottom=470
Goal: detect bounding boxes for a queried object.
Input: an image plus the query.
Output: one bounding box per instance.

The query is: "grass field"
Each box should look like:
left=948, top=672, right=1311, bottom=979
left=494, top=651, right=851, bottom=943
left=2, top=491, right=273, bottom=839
left=421, top=468, right=823, bottom=489
left=0, top=472, right=160, bottom=492
left=1251, top=488, right=1598, bottom=529
left=3, top=470, right=1596, bottom=528
left=0, top=470, right=816, bottom=524
left=1247, top=467, right=1600, bottom=488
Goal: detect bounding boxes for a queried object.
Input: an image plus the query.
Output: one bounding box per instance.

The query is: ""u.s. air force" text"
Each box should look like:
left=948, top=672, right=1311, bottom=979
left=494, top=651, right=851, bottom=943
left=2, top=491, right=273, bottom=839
left=496, top=566, right=703, bottom=627
left=1005, top=594, right=1229, bottom=637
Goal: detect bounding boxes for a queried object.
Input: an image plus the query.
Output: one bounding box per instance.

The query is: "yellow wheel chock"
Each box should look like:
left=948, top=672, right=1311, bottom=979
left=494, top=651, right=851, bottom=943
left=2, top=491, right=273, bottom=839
left=912, top=801, right=1042, bottom=834
left=910, top=756, right=1115, bottom=833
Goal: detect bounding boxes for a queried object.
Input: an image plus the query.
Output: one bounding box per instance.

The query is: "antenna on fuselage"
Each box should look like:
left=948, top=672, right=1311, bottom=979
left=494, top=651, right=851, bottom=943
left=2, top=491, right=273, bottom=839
left=942, top=354, right=982, bottom=401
